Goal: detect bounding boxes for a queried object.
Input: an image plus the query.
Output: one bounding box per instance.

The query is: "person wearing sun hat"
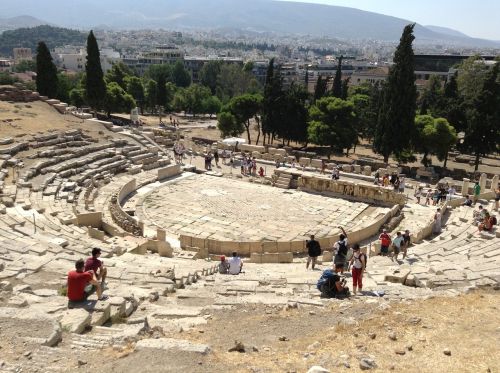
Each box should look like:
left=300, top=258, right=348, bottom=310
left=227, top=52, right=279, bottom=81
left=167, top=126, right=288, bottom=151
left=218, top=255, right=230, bottom=274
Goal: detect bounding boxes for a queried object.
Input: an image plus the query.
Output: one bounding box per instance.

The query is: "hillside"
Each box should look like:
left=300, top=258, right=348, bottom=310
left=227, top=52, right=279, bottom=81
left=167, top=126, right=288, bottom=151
left=0, top=25, right=86, bottom=56
left=0, top=0, right=498, bottom=47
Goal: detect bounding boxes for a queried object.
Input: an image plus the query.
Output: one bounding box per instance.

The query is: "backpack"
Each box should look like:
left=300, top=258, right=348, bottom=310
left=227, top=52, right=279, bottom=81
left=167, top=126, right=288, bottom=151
left=316, top=269, right=336, bottom=291
left=352, top=252, right=367, bottom=269
left=337, top=240, right=348, bottom=256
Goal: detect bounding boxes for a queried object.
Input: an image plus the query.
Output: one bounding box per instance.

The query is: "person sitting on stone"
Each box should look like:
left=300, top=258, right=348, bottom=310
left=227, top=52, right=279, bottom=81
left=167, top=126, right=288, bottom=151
left=463, top=195, right=473, bottom=207
left=85, top=248, right=107, bottom=288
left=473, top=205, right=486, bottom=225
left=67, top=259, right=107, bottom=305
left=478, top=212, right=493, bottom=232
left=228, top=251, right=243, bottom=275
left=218, top=255, right=230, bottom=274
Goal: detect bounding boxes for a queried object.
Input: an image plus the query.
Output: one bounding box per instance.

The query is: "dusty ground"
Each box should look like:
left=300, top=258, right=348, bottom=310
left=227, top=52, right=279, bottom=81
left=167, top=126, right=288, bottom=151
left=24, top=290, right=495, bottom=373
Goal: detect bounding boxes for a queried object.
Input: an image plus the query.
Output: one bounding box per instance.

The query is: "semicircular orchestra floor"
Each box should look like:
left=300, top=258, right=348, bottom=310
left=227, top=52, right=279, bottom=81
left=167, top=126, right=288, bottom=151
left=131, top=174, right=386, bottom=242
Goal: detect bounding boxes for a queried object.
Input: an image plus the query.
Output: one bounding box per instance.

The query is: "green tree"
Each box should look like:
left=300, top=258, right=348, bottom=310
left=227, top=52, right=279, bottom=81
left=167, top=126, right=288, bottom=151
left=440, top=72, right=466, bottom=133
left=157, top=74, right=167, bottom=107
left=415, top=115, right=457, bottom=168
left=216, top=63, right=261, bottom=102
left=164, top=82, right=177, bottom=112
left=419, top=75, right=443, bottom=115
left=217, top=110, right=243, bottom=138
left=202, top=95, right=222, bottom=118
left=104, top=62, right=131, bottom=90
left=332, top=56, right=343, bottom=98
left=14, top=59, right=36, bottom=73
left=171, top=60, right=191, bottom=87
left=145, top=79, right=158, bottom=114
left=279, top=84, right=309, bottom=145
left=183, top=84, right=212, bottom=117
left=125, top=76, right=145, bottom=114
left=85, top=30, right=106, bottom=112
left=261, top=59, right=283, bottom=145
left=103, top=82, right=136, bottom=117
left=308, top=97, right=357, bottom=157
left=462, top=62, right=500, bottom=170
left=228, top=93, right=263, bottom=144
left=0, top=72, right=17, bottom=85
left=56, top=72, right=76, bottom=102
left=69, top=88, right=86, bottom=107
left=199, top=60, right=221, bottom=94
left=374, top=24, right=417, bottom=163
left=36, top=41, right=58, bottom=98
left=314, top=75, right=328, bottom=102
left=144, top=64, right=172, bottom=84
left=172, top=88, right=186, bottom=113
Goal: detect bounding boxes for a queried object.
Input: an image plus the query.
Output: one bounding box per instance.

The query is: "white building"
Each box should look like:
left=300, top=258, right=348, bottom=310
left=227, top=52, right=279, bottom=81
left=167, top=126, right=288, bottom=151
left=53, top=46, right=121, bottom=73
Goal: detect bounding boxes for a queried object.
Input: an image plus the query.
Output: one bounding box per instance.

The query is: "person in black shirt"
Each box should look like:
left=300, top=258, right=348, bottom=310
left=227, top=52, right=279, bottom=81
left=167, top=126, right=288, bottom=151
left=306, top=235, right=321, bottom=270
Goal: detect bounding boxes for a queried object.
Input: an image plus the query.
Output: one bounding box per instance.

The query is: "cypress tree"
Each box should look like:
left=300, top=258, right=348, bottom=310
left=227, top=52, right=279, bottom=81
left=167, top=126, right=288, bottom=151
left=374, top=24, right=417, bottom=163
left=36, top=41, right=58, bottom=98
left=157, top=74, right=167, bottom=107
left=85, top=30, right=106, bottom=112
left=261, top=58, right=283, bottom=145
left=464, top=62, right=500, bottom=170
left=332, top=55, right=343, bottom=98
left=313, top=76, right=327, bottom=102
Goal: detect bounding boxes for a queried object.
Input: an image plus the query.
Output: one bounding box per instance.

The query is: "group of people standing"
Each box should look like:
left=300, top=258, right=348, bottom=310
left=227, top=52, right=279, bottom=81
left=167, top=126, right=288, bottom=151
left=306, top=227, right=367, bottom=296
left=374, top=172, right=405, bottom=193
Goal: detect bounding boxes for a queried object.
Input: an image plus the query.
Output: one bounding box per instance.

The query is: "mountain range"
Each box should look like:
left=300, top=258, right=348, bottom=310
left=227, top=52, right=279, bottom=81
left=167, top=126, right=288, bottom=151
left=0, top=0, right=498, bottom=47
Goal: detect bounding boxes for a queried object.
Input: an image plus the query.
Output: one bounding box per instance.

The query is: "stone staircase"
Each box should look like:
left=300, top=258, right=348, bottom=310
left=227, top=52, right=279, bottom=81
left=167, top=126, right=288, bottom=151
left=274, top=172, right=292, bottom=189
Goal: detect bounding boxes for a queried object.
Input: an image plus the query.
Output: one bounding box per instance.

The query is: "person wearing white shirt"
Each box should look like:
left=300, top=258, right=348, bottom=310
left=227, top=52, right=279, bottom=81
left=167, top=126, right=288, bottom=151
left=392, top=231, right=405, bottom=261
left=228, top=251, right=243, bottom=275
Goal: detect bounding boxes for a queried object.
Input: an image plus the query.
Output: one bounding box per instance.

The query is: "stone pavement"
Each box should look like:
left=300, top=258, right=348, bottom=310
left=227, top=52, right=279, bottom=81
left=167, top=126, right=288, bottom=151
left=133, top=173, right=382, bottom=242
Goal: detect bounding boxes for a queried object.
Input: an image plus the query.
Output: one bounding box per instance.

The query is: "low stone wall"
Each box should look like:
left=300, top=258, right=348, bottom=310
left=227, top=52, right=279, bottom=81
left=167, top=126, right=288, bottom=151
left=179, top=203, right=399, bottom=261
left=297, top=174, right=406, bottom=206
left=108, top=178, right=142, bottom=236
left=157, top=164, right=181, bottom=180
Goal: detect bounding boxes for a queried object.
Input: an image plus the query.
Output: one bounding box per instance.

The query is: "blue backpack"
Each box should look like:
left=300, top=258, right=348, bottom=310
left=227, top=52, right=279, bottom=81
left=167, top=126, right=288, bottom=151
left=316, top=269, right=336, bottom=290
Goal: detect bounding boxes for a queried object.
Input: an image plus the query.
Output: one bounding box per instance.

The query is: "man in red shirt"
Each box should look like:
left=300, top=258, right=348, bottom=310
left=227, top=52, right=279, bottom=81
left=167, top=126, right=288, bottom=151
left=85, top=248, right=107, bottom=287
left=379, top=229, right=391, bottom=256
left=67, top=259, right=106, bottom=304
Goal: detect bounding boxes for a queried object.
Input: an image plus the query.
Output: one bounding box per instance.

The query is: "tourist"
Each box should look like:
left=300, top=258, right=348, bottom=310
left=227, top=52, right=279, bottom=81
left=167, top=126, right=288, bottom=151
left=331, top=167, right=339, bottom=180
left=321, top=160, right=326, bottom=174
left=67, top=259, right=107, bottom=305
left=228, top=252, right=243, bottom=275
left=473, top=205, right=486, bottom=225
left=306, top=234, right=321, bottom=270
left=379, top=229, right=391, bottom=256
left=317, top=264, right=349, bottom=298
left=275, top=160, right=280, bottom=168
left=258, top=167, right=265, bottom=177
left=85, top=248, right=107, bottom=287
left=473, top=181, right=481, bottom=204
left=399, top=176, right=405, bottom=193
left=391, top=231, right=404, bottom=262
left=383, top=175, right=390, bottom=188
left=333, top=226, right=349, bottom=272
left=393, top=176, right=400, bottom=192
left=349, top=244, right=366, bottom=295
left=402, top=230, right=411, bottom=259
left=478, top=213, right=493, bottom=232
left=447, top=185, right=456, bottom=201
left=425, top=188, right=433, bottom=206
left=414, top=186, right=423, bottom=204
left=494, top=184, right=500, bottom=211
left=218, top=255, right=230, bottom=274
left=221, top=149, right=228, bottom=165
left=252, top=157, right=257, bottom=176
left=213, top=150, right=219, bottom=167
left=432, top=189, right=440, bottom=205
left=463, top=194, right=473, bottom=207
left=434, top=208, right=442, bottom=234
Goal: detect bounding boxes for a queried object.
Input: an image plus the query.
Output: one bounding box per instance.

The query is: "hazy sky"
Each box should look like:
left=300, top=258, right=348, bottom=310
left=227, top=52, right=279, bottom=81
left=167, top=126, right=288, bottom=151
left=283, top=0, right=500, bottom=40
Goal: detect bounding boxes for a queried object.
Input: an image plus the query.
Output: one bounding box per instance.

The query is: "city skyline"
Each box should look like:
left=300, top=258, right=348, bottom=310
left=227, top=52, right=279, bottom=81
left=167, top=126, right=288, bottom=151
left=282, top=0, right=500, bottom=40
